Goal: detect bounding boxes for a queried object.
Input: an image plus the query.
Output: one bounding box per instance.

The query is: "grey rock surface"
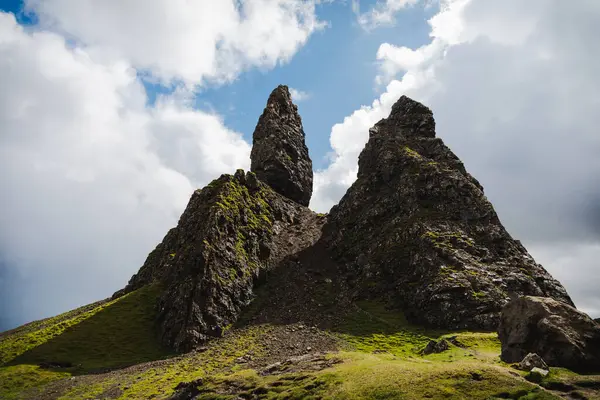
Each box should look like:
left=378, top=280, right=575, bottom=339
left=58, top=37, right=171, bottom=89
left=499, top=296, right=600, bottom=372
left=114, top=170, right=322, bottom=351
left=323, top=95, right=573, bottom=331
left=250, top=85, right=313, bottom=206
left=518, top=353, right=548, bottom=371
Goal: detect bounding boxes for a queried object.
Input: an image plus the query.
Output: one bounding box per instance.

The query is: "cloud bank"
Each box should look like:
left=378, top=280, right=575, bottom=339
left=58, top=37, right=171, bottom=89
left=0, top=0, right=324, bottom=330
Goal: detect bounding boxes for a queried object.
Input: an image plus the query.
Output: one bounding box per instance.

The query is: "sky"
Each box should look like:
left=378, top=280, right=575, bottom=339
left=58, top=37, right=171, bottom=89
left=0, top=0, right=599, bottom=331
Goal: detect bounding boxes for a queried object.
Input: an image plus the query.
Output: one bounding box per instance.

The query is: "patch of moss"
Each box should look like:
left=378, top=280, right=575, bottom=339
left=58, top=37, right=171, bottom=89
left=334, top=301, right=504, bottom=366
left=422, top=230, right=475, bottom=251
left=0, top=298, right=116, bottom=365
left=333, top=301, right=432, bottom=356
left=0, top=364, right=69, bottom=400
left=56, top=325, right=270, bottom=400
left=403, top=146, right=423, bottom=160
left=10, top=284, right=172, bottom=372
left=197, top=369, right=338, bottom=400
left=324, top=353, right=558, bottom=400
left=186, top=352, right=559, bottom=400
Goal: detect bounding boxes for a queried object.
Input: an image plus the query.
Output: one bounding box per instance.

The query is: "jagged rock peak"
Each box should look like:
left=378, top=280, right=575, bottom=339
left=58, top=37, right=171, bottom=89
left=113, top=170, right=321, bottom=351
left=324, top=95, right=573, bottom=331
left=371, top=95, right=436, bottom=139
left=250, top=85, right=313, bottom=207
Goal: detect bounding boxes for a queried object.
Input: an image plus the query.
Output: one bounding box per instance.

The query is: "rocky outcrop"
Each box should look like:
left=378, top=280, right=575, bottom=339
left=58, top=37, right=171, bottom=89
left=115, top=90, right=577, bottom=353
left=114, top=170, right=322, bottom=351
left=498, top=296, right=600, bottom=372
left=323, top=96, right=573, bottom=331
left=250, top=85, right=313, bottom=206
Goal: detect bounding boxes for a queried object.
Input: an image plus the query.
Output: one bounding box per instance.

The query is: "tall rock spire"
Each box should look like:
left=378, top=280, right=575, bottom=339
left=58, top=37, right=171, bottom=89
left=323, top=95, right=573, bottom=331
left=250, top=85, right=313, bottom=206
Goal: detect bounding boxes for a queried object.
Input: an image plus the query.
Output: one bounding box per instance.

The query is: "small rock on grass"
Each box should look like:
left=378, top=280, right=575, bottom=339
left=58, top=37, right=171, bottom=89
left=519, top=353, right=548, bottom=371
left=526, top=367, right=549, bottom=383
left=421, top=339, right=450, bottom=355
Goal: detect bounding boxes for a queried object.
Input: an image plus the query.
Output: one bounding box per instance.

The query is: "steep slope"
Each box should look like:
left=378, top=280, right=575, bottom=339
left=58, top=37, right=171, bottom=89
left=114, top=170, right=321, bottom=351
left=323, top=96, right=573, bottom=331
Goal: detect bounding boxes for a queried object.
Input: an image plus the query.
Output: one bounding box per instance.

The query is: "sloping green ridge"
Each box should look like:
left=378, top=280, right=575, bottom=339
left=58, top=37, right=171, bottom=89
left=6, top=284, right=171, bottom=372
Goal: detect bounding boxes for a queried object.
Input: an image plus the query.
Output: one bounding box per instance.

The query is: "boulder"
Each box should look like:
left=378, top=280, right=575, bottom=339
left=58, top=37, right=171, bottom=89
left=250, top=85, right=313, bottom=206
left=168, top=378, right=204, bottom=400
left=518, top=353, right=548, bottom=371
left=498, top=296, right=600, bottom=372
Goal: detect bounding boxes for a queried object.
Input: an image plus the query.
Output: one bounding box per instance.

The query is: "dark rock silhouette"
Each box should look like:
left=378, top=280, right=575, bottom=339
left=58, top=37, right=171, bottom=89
left=114, top=170, right=322, bottom=351
left=116, top=90, right=575, bottom=352
left=322, top=95, right=573, bottom=331
left=251, top=85, right=313, bottom=206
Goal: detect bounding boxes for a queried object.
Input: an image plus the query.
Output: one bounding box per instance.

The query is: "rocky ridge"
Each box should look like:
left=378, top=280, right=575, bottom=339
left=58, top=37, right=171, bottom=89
left=114, top=170, right=322, bottom=351
left=115, top=88, right=583, bottom=366
left=322, top=96, right=573, bottom=330
left=4, top=86, right=600, bottom=400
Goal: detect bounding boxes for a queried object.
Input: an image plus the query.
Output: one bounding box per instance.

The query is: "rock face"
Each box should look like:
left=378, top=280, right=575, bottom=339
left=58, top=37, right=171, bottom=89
left=250, top=85, right=313, bottom=206
left=116, top=90, right=578, bottom=355
left=322, top=96, right=573, bottom=331
left=498, top=296, right=600, bottom=372
left=114, top=170, right=322, bottom=351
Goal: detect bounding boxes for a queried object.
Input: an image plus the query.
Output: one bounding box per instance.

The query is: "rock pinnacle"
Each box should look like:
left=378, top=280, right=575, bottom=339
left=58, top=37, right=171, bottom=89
left=250, top=85, right=313, bottom=206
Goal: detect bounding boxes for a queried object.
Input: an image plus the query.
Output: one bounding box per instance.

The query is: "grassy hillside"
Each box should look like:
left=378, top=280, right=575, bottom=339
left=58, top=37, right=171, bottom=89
left=1, top=295, right=599, bottom=399
left=0, top=284, right=173, bottom=399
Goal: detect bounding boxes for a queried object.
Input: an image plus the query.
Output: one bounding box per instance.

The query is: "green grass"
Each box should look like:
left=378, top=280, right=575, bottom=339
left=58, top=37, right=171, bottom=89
left=0, top=364, right=70, bottom=400
left=2, top=298, right=594, bottom=399
left=0, top=299, right=110, bottom=365
left=4, top=284, right=172, bottom=372
left=334, top=301, right=431, bottom=355
left=185, top=353, right=559, bottom=400
left=57, top=325, right=269, bottom=400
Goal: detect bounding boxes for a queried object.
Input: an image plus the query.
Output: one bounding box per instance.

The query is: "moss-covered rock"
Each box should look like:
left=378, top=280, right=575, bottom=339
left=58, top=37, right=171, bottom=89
left=113, top=170, right=321, bottom=351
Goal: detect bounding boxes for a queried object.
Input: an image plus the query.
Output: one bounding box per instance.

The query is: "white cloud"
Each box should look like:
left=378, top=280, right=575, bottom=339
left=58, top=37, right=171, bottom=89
left=25, top=0, right=326, bottom=86
left=312, top=0, right=600, bottom=316
left=289, top=87, right=311, bottom=102
left=0, top=0, right=321, bottom=328
left=354, top=0, right=421, bottom=30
